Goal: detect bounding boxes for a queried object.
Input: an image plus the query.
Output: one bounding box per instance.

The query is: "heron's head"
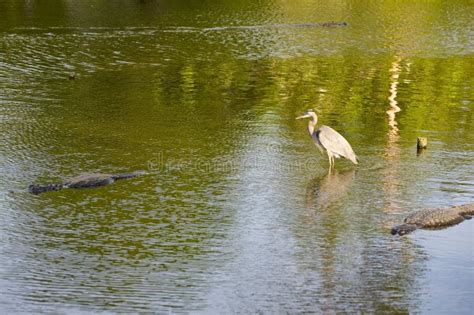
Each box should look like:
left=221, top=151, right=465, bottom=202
left=296, top=109, right=319, bottom=120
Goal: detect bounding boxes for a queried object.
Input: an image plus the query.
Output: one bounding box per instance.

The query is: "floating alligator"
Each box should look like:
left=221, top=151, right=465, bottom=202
left=202, top=21, right=348, bottom=31
left=262, top=21, right=348, bottom=28
left=391, top=203, right=474, bottom=236
left=28, top=171, right=145, bottom=195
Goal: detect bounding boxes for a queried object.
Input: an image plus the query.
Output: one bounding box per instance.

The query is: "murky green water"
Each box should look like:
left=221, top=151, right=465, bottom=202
left=1, top=0, right=473, bottom=313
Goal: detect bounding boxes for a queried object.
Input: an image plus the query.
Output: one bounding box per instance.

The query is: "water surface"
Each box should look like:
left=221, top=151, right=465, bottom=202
left=0, top=0, right=473, bottom=313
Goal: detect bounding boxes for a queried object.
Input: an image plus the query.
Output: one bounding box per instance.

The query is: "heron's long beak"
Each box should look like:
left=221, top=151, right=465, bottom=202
left=296, top=114, right=311, bottom=120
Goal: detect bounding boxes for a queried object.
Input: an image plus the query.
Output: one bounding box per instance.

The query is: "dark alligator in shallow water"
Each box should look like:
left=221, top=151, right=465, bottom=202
left=203, top=21, right=348, bottom=31
left=391, top=203, right=474, bottom=236
left=28, top=171, right=145, bottom=195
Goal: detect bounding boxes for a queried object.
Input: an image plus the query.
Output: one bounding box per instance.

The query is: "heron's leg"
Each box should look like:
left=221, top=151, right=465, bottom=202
left=327, top=152, right=333, bottom=170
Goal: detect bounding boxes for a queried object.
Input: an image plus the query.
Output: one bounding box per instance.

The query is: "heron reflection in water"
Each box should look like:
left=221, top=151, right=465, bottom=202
left=297, top=109, right=358, bottom=170
left=306, top=169, right=356, bottom=210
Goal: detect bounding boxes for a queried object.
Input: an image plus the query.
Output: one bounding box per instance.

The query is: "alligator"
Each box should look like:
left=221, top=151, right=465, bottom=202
left=28, top=171, right=145, bottom=195
left=391, top=203, right=474, bottom=236
left=271, top=21, right=348, bottom=28
left=202, top=21, right=348, bottom=31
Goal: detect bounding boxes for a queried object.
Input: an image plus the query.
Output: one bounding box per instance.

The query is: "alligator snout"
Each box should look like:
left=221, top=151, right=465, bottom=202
left=391, top=224, right=417, bottom=236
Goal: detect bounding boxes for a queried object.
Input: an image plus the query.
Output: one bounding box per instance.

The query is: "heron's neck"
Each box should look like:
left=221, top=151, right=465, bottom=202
left=307, top=117, right=318, bottom=135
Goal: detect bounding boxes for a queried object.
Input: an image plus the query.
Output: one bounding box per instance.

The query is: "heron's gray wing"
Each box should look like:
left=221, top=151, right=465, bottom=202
left=316, top=125, right=358, bottom=164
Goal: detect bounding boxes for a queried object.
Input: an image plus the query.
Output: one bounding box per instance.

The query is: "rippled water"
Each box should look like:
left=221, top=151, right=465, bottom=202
left=1, top=0, right=473, bottom=313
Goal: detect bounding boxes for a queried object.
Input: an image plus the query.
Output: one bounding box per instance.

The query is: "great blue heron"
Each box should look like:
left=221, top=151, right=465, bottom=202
left=297, top=109, right=358, bottom=169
